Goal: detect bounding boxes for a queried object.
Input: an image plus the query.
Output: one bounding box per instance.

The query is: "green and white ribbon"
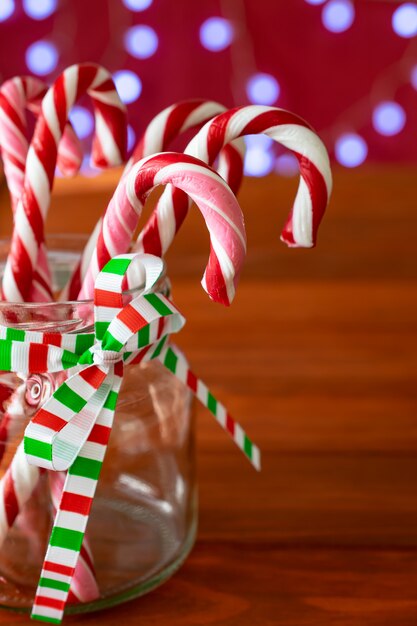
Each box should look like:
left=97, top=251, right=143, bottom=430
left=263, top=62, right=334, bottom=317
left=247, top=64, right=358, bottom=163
left=0, top=253, right=260, bottom=623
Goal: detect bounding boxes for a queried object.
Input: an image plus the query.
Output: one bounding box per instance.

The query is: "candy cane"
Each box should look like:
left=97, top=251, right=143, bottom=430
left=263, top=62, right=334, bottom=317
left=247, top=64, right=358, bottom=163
left=1, top=63, right=127, bottom=303
left=73, top=99, right=245, bottom=301
left=0, top=76, right=84, bottom=302
left=79, top=152, right=246, bottom=306
left=138, top=105, right=332, bottom=251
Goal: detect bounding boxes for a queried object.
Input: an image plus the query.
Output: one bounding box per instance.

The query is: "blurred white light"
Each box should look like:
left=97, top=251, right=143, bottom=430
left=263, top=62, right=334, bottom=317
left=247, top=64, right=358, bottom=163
left=200, top=17, right=233, bottom=51
left=305, top=0, right=326, bottom=4
left=69, top=106, right=94, bottom=140
left=23, top=0, right=57, bottom=19
left=244, top=147, right=274, bottom=177
left=113, top=70, right=142, bottom=104
left=392, top=3, right=417, bottom=37
left=122, top=0, right=153, bottom=10
left=246, top=73, right=280, bottom=105
left=0, top=0, right=14, bottom=21
left=410, top=65, right=417, bottom=89
left=124, top=25, right=158, bottom=59
left=322, top=0, right=355, bottom=33
left=372, top=101, right=406, bottom=136
left=244, top=135, right=274, bottom=150
left=275, top=154, right=299, bottom=177
left=127, top=125, right=136, bottom=152
left=26, top=41, right=58, bottom=76
left=335, top=133, right=367, bottom=168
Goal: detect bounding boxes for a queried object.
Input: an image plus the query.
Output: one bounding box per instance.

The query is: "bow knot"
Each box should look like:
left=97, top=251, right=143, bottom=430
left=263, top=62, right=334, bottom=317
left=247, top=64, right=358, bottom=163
left=90, top=343, right=122, bottom=366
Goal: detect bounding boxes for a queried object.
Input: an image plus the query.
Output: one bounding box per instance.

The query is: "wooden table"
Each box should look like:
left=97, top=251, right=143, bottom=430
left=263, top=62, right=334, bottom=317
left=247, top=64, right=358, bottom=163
left=1, top=166, right=417, bottom=625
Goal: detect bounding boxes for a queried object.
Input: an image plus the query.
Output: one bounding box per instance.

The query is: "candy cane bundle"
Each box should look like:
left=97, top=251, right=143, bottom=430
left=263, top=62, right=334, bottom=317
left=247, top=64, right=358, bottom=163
left=1, top=63, right=127, bottom=303
left=74, top=99, right=245, bottom=301
left=137, top=105, right=332, bottom=253
left=0, top=76, right=84, bottom=302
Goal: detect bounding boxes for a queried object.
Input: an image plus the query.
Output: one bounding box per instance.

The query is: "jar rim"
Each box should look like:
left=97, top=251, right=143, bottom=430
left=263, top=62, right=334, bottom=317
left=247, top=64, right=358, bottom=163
left=0, top=234, right=166, bottom=309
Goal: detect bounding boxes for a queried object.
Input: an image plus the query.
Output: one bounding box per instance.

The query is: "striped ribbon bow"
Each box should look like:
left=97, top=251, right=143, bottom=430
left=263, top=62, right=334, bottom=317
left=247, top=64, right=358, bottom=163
left=0, top=253, right=260, bottom=624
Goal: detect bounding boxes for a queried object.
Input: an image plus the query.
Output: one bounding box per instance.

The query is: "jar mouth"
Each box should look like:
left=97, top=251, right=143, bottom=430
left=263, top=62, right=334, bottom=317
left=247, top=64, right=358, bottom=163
left=0, top=234, right=165, bottom=308
left=0, top=235, right=168, bottom=331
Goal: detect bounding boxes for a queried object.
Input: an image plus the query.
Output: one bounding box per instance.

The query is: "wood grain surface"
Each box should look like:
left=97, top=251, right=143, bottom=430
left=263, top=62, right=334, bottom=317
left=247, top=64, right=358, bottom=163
left=0, top=165, right=416, bottom=625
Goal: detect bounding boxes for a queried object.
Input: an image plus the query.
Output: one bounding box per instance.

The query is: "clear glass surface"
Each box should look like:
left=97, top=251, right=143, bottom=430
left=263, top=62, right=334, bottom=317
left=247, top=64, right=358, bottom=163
left=0, top=237, right=197, bottom=614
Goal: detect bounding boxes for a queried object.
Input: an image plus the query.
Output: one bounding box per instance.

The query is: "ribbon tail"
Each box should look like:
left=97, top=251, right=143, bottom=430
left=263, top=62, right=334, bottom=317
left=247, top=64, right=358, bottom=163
left=158, top=344, right=261, bottom=472
left=31, top=371, right=123, bottom=624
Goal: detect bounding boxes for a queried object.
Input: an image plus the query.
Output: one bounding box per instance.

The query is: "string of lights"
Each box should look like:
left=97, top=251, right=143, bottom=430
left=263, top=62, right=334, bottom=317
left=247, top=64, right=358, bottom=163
left=0, top=0, right=416, bottom=176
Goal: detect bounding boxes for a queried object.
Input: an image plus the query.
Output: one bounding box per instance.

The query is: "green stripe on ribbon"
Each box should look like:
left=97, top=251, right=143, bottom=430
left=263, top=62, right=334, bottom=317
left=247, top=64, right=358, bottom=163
left=95, top=321, right=110, bottom=340
left=54, top=383, right=86, bottom=413
left=24, top=437, right=52, bottom=462
left=101, top=258, right=131, bottom=275
left=31, top=615, right=61, bottom=624
left=39, top=578, right=70, bottom=592
left=61, top=349, right=79, bottom=370
left=69, top=456, right=102, bottom=480
left=104, top=390, right=118, bottom=410
left=207, top=392, right=217, bottom=415
left=50, top=527, right=84, bottom=552
left=151, top=336, right=167, bottom=360
left=244, top=435, right=253, bottom=459
left=144, top=293, right=173, bottom=316
left=6, top=327, right=25, bottom=341
left=102, top=334, right=123, bottom=352
left=0, top=340, right=12, bottom=371
left=75, top=334, right=95, bottom=355
left=137, top=325, right=150, bottom=348
left=164, top=347, right=177, bottom=373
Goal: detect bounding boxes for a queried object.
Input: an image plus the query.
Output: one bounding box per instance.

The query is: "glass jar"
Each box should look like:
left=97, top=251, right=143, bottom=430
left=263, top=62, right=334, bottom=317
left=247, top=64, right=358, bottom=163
left=0, top=236, right=197, bottom=615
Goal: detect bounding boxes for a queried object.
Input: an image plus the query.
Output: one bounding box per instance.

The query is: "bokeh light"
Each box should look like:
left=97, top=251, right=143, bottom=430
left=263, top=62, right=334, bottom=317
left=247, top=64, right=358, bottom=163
left=23, top=0, right=57, bottom=20
left=372, top=101, right=406, bottom=136
left=335, top=133, right=368, bottom=167
left=0, top=0, right=15, bottom=21
left=127, top=125, right=136, bottom=152
left=244, top=147, right=275, bottom=177
left=69, top=106, right=94, bottom=140
left=113, top=70, right=142, bottom=104
left=392, top=3, right=417, bottom=38
left=322, top=0, right=355, bottom=33
left=124, top=25, right=158, bottom=59
left=275, top=154, right=299, bottom=177
left=246, top=73, right=280, bottom=105
left=25, top=41, right=58, bottom=76
left=245, top=135, right=274, bottom=150
left=200, top=17, right=233, bottom=51
left=122, top=0, right=153, bottom=11
left=305, top=0, right=326, bottom=4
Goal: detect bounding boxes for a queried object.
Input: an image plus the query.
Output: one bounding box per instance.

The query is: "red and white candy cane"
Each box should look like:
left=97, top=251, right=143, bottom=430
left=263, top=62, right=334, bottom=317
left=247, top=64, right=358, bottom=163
left=138, top=105, right=332, bottom=251
left=74, top=99, right=245, bottom=301
left=1, top=62, right=127, bottom=303
left=81, top=153, right=246, bottom=305
left=0, top=76, right=84, bottom=302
